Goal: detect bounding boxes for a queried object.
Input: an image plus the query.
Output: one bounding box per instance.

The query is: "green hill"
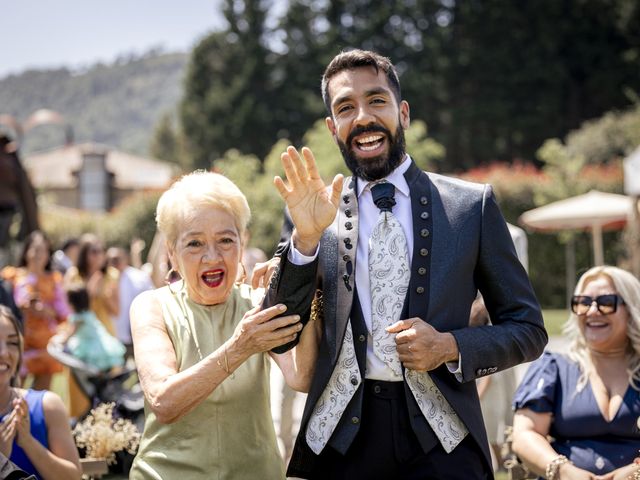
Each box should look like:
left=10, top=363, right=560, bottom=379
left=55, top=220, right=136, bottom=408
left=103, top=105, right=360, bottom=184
left=0, top=50, right=188, bottom=156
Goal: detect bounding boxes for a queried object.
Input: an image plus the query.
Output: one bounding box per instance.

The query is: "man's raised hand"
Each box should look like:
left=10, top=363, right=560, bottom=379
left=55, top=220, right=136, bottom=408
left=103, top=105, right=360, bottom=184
left=274, top=146, right=343, bottom=255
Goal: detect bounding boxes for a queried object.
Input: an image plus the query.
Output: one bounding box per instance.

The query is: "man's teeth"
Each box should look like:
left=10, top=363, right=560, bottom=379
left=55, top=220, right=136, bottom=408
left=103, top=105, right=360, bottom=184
left=356, top=134, right=383, bottom=151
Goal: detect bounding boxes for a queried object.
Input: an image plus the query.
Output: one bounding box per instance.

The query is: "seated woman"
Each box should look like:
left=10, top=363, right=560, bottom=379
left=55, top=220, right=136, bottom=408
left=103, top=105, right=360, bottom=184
left=129, top=171, right=321, bottom=480
left=512, top=265, right=640, bottom=479
left=0, top=305, right=82, bottom=480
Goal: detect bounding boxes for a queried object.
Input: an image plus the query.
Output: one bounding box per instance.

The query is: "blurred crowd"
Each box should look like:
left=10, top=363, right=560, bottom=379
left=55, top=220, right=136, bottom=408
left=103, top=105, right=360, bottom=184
left=0, top=231, right=155, bottom=406
left=2, top=227, right=640, bottom=479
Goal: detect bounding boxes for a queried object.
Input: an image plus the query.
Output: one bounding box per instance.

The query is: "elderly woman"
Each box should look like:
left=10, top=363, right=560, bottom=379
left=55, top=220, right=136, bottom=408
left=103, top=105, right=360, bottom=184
left=129, top=171, right=320, bottom=479
left=512, top=266, right=640, bottom=480
left=0, top=305, right=82, bottom=479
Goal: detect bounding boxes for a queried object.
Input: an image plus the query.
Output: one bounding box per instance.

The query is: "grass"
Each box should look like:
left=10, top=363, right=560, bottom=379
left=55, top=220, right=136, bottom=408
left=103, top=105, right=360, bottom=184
left=542, top=308, right=569, bottom=336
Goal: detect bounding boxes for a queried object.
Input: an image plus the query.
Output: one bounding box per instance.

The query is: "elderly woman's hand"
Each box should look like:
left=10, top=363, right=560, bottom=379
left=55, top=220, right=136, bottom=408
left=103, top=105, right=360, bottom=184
left=251, top=257, right=281, bottom=289
left=231, top=303, right=302, bottom=355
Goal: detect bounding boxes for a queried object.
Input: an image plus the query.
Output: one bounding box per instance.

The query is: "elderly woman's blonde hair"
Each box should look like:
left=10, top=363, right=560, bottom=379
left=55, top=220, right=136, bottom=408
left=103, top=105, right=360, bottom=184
left=563, top=265, right=640, bottom=391
left=156, top=171, right=251, bottom=247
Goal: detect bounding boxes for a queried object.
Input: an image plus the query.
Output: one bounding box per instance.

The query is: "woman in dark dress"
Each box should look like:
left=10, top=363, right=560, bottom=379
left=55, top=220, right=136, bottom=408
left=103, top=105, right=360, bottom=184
left=512, top=266, right=640, bottom=479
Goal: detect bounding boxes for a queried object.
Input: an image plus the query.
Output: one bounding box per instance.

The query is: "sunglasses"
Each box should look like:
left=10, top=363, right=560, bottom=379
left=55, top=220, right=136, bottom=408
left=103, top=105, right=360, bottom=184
left=570, top=294, right=625, bottom=315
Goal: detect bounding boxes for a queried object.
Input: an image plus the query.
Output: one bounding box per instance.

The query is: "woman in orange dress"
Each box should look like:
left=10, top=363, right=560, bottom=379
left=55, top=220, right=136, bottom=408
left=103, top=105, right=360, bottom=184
left=2, top=230, right=70, bottom=390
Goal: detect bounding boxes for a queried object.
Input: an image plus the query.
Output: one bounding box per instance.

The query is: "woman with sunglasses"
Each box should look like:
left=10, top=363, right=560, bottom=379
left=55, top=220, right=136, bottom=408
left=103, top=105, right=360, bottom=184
left=512, top=266, right=640, bottom=479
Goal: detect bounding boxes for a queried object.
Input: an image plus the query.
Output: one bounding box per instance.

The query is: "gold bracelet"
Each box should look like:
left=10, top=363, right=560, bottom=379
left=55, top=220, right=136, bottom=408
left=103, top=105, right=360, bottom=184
left=216, top=346, right=231, bottom=374
left=628, top=467, right=640, bottom=480
left=545, top=455, right=571, bottom=480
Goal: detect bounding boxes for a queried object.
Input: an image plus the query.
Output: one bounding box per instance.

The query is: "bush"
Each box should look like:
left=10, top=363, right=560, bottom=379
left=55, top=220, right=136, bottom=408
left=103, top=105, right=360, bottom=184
left=214, top=149, right=285, bottom=257
left=457, top=160, right=626, bottom=308
left=565, top=104, right=640, bottom=164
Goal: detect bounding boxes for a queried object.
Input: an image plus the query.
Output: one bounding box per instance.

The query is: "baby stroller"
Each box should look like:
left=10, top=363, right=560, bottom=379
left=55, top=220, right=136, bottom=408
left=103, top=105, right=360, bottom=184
left=47, top=341, right=145, bottom=475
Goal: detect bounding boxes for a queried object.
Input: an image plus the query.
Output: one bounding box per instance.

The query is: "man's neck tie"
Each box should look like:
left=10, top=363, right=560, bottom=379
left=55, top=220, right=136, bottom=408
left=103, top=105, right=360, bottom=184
left=368, top=181, right=468, bottom=453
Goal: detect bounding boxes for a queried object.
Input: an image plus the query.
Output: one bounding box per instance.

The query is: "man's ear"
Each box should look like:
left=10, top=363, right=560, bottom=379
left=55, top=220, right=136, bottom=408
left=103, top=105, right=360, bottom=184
left=400, top=100, right=410, bottom=130
left=326, top=116, right=338, bottom=144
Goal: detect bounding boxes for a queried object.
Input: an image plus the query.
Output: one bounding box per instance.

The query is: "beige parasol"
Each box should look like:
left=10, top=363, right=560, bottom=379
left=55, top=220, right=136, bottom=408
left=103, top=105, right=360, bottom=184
left=519, top=190, right=633, bottom=266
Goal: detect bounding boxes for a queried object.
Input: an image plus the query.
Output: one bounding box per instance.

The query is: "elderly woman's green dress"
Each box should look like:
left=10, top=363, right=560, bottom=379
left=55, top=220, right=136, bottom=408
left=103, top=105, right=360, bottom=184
left=130, top=282, right=285, bottom=480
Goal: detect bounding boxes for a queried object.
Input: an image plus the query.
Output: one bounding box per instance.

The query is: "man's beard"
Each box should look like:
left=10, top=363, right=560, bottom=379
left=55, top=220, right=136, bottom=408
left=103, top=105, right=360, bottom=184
left=337, top=123, right=406, bottom=181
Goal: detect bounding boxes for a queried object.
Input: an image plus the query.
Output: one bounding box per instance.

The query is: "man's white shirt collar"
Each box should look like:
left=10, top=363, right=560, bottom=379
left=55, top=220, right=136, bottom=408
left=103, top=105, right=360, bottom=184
left=355, top=154, right=412, bottom=199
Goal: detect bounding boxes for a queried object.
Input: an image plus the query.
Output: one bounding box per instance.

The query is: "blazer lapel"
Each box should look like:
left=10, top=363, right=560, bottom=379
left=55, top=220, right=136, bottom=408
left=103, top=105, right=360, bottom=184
left=329, top=175, right=358, bottom=363
left=404, top=161, right=433, bottom=321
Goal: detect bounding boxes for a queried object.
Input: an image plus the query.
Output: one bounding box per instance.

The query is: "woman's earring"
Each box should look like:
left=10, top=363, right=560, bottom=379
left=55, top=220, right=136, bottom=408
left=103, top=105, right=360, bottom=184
left=165, top=268, right=182, bottom=294
left=164, top=268, right=177, bottom=286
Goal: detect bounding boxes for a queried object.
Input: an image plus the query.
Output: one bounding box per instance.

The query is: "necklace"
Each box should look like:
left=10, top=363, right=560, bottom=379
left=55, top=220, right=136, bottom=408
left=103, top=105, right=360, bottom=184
left=171, top=282, right=237, bottom=379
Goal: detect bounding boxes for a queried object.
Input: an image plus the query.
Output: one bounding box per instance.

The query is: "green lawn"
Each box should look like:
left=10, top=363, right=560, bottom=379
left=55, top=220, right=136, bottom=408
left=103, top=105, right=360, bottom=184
left=542, top=308, right=569, bottom=336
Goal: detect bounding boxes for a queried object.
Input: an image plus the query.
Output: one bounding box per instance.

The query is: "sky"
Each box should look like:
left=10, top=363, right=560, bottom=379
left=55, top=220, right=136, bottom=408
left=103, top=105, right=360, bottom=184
left=2, top=1, right=227, bottom=78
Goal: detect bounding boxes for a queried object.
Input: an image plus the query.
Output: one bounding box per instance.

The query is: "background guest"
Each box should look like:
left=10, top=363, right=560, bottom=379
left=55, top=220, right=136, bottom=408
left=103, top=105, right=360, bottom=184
left=106, top=246, right=153, bottom=361
left=0, top=305, right=81, bottom=480
left=51, top=238, right=79, bottom=275
left=512, top=265, right=640, bottom=479
left=51, top=284, right=125, bottom=372
left=0, top=278, right=22, bottom=327
left=1, top=231, right=69, bottom=390
left=63, top=233, right=119, bottom=417
left=470, top=296, right=518, bottom=473
left=64, top=234, right=119, bottom=336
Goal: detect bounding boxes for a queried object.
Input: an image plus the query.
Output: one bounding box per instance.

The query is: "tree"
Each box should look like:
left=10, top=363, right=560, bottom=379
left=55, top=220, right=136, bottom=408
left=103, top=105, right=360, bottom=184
left=181, top=0, right=277, bottom=169
left=149, top=112, right=185, bottom=168
left=434, top=0, right=640, bottom=169
left=269, top=0, right=327, bottom=147
left=214, top=148, right=285, bottom=256
left=181, top=0, right=640, bottom=172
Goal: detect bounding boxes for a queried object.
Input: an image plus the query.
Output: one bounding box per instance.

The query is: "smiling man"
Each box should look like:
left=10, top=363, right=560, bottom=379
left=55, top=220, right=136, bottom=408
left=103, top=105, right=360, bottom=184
left=265, top=49, right=547, bottom=479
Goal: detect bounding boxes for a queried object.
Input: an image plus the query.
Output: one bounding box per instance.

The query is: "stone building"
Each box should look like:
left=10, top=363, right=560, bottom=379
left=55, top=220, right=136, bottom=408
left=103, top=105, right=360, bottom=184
left=22, top=143, right=177, bottom=211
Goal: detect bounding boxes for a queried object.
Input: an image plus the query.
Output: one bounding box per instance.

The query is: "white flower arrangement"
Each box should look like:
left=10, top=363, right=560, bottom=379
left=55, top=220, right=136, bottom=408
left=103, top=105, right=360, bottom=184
left=73, top=402, right=141, bottom=465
